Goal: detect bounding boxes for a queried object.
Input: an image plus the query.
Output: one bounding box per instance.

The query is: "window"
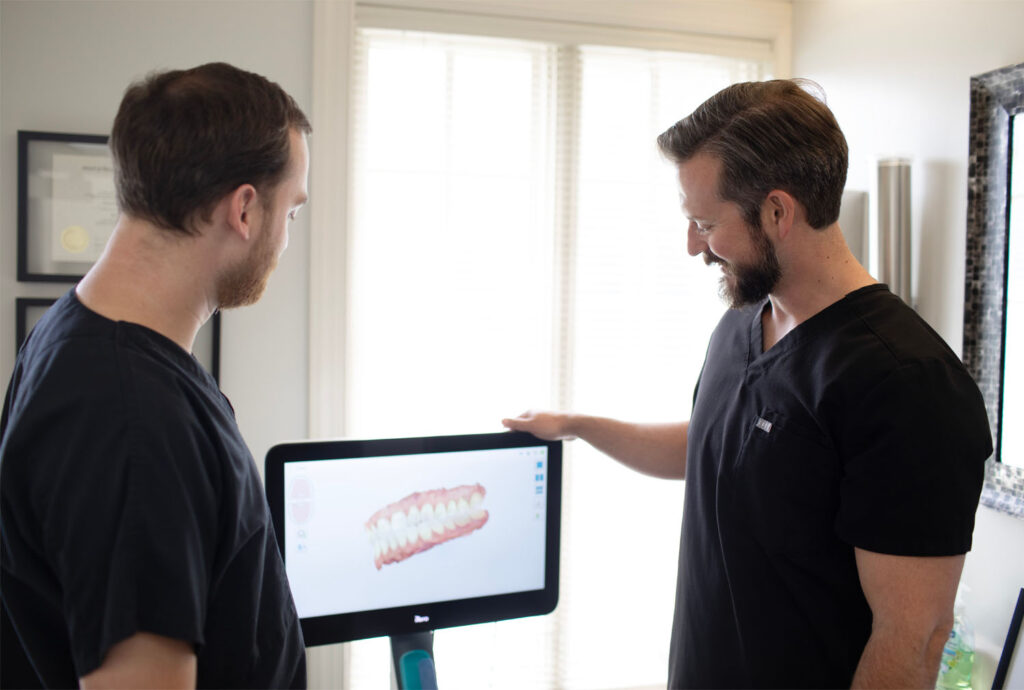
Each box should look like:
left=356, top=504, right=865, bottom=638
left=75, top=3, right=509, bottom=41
left=347, top=30, right=558, bottom=437
left=326, top=13, right=772, bottom=689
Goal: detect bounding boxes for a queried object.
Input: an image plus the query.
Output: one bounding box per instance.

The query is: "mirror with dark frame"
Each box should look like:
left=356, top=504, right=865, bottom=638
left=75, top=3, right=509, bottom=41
left=1006, top=120, right=1023, bottom=467
left=963, top=61, right=1024, bottom=517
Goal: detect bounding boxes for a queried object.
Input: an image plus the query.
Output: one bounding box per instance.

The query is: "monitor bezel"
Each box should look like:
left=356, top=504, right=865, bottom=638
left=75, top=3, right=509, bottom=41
left=265, top=430, right=562, bottom=647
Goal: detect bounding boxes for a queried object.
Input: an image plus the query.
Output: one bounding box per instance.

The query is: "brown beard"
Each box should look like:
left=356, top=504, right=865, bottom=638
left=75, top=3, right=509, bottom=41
left=704, top=220, right=781, bottom=309
left=216, top=214, right=278, bottom=309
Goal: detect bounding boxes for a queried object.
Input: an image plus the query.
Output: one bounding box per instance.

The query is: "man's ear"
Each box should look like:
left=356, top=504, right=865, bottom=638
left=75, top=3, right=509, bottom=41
left=761, top=189, right=797, bottom=241
left=225, top=184, right=259, bottom=241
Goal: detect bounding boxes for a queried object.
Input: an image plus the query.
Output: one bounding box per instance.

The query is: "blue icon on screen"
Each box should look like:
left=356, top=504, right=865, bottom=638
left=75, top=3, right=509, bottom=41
left=535, top=486, right=544, bottom=494
left=536, top=461, right=543, bottom=468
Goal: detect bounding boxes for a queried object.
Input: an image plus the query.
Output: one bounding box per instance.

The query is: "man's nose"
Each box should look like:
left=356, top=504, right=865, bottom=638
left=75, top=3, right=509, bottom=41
left=687, top=222, right=705, bottom=257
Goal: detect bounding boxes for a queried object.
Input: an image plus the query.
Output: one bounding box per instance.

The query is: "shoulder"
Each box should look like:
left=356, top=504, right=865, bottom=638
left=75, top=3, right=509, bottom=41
left=786, top=286, right=991, bottom=454
left=6, top=293, right=125, bottom=434
left=4, top=298, right=232, bottom=484
left=829, top=289, right=991, bottom=462
left=10, top=296, right=213, bottom=424
left=844, top=286, right=960, bottom=366
left=847, top=289, right=986, bottom=428
left=812, top=286, right=974, bottom=395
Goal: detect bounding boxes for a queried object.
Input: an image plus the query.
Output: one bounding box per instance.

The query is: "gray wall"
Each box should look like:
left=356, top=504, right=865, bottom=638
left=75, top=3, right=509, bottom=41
left=0, top=0, right=313, bottom=467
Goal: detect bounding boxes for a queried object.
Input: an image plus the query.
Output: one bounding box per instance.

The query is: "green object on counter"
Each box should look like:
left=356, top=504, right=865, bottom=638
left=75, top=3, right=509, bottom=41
left=937, top=586, right=974, bottom=690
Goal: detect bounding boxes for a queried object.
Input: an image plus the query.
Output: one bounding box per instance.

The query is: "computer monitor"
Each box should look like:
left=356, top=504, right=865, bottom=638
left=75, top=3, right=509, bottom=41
left=264, top=431, right=561, bottom=647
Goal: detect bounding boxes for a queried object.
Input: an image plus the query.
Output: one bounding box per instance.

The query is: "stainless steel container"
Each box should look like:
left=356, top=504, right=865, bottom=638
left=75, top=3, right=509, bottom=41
left=873, top=158, right=912, bottom=304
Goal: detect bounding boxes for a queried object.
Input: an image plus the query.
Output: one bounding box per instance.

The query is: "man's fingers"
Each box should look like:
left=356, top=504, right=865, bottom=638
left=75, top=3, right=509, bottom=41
left=502, top=410, right=534, bottom=428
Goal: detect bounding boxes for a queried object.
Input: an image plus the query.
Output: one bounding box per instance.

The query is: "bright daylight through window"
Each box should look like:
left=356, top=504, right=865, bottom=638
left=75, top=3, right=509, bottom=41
left=345, top=25, right=768, bottom=689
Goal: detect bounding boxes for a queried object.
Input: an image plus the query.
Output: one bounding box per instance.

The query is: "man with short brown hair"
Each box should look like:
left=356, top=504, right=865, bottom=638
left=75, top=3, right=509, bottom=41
left=1, top=62, right=311, bottom=688
left=505, top=80, right=991, bottom=688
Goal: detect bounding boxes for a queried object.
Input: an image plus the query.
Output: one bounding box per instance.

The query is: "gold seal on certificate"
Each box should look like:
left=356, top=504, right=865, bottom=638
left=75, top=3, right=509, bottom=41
left=60, top=225, right=90, bottom=254
left=49, top=153, right=117, bottom=264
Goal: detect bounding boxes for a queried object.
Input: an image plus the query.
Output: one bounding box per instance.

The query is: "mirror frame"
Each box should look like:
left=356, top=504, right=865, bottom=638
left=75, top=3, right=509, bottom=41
left=963, top=61, right=1024, bottom=518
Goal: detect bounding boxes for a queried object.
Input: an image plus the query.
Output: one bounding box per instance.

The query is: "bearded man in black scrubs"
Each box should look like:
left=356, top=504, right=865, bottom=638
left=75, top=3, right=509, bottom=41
left=504, top=79, right=991, bottom=689
left=1, top=63, right=310, bottom=688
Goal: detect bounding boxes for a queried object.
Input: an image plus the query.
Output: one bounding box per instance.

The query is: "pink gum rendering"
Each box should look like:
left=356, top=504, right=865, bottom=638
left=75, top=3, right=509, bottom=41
left=367, top=483, right=488, bottom=570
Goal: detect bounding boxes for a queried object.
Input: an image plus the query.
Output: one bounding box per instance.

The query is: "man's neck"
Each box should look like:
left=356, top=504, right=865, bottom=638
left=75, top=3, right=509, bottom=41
left=762, top=224, right=876, bottom=351
left=76, top=216, right=219, bottom=353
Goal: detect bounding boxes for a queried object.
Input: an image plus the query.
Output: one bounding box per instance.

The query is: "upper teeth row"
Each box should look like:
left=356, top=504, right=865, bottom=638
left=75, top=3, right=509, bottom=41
left=367, top=492, right=485, bottom=553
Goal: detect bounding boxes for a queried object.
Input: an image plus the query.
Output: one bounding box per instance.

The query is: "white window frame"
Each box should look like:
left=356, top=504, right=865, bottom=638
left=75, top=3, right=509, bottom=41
left=305, top=1, right=791, bottom=683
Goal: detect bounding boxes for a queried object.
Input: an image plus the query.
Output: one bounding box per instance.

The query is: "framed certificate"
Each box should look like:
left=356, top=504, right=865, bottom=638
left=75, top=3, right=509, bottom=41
left=17, top=131, right=117, bottom=282
left=14, top=297, right=222, bottom=383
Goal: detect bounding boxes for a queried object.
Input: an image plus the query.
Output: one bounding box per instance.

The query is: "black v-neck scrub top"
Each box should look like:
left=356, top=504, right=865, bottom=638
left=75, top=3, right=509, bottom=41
left=668, top=284, right=991, bottom=689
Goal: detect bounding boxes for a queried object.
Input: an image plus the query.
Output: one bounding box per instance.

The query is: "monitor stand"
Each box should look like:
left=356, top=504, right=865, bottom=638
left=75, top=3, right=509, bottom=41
left=390, top=631, right=438, bottom=690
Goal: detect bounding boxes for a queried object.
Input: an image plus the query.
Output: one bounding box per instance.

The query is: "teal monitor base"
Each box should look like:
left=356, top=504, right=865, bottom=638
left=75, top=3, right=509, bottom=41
left=390, top=631, right=437, bottom=690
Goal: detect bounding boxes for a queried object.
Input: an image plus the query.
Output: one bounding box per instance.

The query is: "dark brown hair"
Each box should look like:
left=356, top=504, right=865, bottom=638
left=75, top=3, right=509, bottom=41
left=656, top=79, right=847, bottom=230
left=110, top=62, right=311, bottom=235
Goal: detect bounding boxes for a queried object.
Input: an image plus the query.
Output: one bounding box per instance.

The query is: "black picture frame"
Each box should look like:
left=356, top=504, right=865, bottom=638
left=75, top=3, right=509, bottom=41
left=14, top=297, right=222, bottom=383
left=14, top=298, right=57, bottom=350
left=17, top=130, right=114, bottom=282
left=962, top=62, right=1024, bottom=518
left=993, top=588, right=1024, bottom=690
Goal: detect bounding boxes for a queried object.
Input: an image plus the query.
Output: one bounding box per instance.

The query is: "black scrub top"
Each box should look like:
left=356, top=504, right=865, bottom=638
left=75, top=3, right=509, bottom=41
left=1, top=290, right=306, bottom=688
left=668, top=284, right=991, bottom=689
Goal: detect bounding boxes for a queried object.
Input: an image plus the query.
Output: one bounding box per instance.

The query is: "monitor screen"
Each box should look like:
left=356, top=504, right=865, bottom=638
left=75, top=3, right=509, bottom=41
left=265, top=431, right=561, bottom=646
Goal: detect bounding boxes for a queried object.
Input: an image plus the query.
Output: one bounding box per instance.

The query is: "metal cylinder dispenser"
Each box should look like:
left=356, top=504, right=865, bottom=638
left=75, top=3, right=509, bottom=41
left=872, top=158, right=912, bottom=304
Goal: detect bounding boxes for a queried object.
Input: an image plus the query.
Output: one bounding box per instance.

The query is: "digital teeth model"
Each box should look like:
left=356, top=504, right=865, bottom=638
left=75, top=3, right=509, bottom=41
left=365, top=484, right=488, bottom=570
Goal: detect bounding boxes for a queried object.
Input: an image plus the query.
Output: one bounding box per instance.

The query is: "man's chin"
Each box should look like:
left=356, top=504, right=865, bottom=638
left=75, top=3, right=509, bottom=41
left=719, top=275, right=773, bottom=310
left=719, top=278, right=746, bottom=310
left=217, top=271, right=273, bottom=310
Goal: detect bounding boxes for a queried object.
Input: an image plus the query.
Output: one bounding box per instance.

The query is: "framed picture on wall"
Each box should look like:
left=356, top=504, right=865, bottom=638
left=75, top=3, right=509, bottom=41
left=17, top=130, right=115, bottom=282
left=14, top=297, right=222, bottom=383
left=14, top=297, right=57, bottom=350
left=994, top=588, right=1024, bottom=690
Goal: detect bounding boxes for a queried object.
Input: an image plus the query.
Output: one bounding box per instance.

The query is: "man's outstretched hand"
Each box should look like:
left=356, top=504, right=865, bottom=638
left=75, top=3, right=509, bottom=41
left=502, top=410, right=577, bottom=441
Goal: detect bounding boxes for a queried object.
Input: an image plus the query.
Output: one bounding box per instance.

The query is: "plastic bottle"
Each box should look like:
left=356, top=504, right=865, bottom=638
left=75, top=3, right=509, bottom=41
left=936, top=584, right=974, bottom=690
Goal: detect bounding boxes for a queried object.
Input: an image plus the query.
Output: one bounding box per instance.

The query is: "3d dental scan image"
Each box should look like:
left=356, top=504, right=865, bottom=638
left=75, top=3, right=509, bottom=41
left=366, top=483, right=490, bottom=570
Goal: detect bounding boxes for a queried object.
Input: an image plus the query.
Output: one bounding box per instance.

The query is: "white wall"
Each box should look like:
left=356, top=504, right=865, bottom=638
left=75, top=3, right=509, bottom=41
left=0, top=0, right=313, bottom=467
left=793, top=0, right=1024, bottom=348
left=793, top=1, right=1024, bottom=686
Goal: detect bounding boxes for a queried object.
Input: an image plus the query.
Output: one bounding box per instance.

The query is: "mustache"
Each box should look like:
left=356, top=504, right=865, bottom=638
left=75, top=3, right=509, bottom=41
left=703, top=249, right=725, bottom=267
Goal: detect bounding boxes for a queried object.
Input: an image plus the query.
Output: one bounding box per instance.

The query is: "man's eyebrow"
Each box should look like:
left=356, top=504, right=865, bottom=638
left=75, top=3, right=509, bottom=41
left=680, top=206, right=702, bottom=221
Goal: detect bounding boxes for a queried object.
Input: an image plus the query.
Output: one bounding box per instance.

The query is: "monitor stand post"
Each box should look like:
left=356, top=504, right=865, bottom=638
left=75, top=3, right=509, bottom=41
left=390, top=631, right=438, bottom=690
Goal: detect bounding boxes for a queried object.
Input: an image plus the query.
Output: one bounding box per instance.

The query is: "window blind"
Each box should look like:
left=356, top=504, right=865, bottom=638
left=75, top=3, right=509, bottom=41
left=341, top=20, right=769, bottom=690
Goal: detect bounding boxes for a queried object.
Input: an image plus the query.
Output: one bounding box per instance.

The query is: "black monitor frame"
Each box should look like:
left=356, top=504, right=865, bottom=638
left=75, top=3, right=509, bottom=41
left=265, top=430, right=562, bottom=647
